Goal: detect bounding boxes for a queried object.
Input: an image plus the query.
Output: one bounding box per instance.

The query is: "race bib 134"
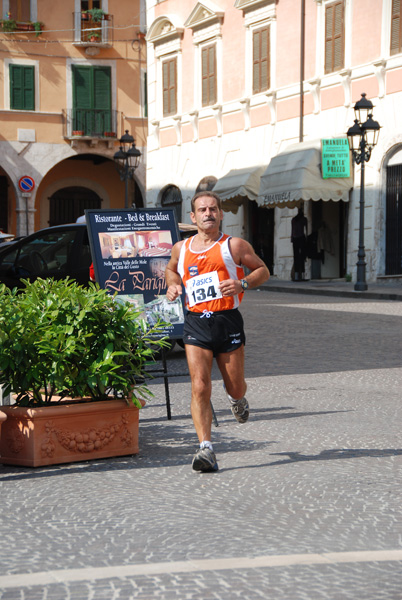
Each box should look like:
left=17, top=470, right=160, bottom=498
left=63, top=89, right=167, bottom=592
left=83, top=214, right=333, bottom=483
left=186, top=271, right=222, bottom=307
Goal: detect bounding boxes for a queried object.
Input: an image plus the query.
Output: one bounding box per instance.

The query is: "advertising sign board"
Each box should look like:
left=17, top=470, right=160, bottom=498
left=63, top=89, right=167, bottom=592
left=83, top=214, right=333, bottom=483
left=321, top=138, right=351, bottom=179
left=85, top=208, right=184, bottom=340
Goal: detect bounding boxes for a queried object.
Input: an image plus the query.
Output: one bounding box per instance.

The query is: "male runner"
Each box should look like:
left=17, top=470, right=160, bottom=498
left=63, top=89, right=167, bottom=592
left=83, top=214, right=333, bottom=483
left=165, top=191, right=270, bottom=472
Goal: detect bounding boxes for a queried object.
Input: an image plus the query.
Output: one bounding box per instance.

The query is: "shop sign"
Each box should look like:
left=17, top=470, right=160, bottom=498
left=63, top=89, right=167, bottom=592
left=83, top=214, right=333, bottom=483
left=321, top=138, right=350, bottom=179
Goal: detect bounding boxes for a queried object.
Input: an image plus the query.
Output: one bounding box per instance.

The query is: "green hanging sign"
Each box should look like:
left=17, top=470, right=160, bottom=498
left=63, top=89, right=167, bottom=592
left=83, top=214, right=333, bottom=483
left=321, top=138, right=351, bottom=179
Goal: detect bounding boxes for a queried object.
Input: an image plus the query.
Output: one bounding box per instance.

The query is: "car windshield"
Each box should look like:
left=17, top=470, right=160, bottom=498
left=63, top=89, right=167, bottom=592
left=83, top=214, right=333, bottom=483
left=0, top=230, right=78, bottom=276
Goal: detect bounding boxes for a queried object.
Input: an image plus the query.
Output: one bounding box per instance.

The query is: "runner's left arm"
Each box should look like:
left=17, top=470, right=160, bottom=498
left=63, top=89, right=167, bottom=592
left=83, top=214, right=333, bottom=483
left=219, top=238, right=270, bottom=297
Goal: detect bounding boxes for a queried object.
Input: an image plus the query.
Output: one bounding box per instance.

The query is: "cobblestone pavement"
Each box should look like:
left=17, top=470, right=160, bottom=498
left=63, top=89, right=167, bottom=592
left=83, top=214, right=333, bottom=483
left=1, top=290, right=402, bottom=600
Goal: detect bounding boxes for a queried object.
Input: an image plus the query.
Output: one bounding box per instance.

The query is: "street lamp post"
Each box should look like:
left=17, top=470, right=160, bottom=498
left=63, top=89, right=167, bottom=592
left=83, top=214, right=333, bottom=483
left=347, top=93, right=380, bottom=291
left=113, top=130, right=142, bottom=208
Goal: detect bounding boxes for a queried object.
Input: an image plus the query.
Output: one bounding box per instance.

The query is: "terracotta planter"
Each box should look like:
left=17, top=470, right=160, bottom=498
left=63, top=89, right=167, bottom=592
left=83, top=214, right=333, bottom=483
left=0, top=399, right=143, bottom=467
left=72, top=130, right=84, bottom=136
left=0, top=411, right=7, bottom=440
left=16, top=22, right=35, bottom=31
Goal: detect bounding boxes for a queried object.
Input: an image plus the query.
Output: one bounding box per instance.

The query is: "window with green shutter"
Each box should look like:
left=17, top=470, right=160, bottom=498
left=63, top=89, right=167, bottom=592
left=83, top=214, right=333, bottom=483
left=253, top=27, right=270, bottom=94
left=391, top=0, right=402, bottom=55
left=325, top=1, right=344, bottom=74
left=202, top=44, right=217, bottom=107
left=162, top=58, right=177, bottom=117
left=72, top=65, right=112, bottom=135
left=10, top=64, right=35, bottom=111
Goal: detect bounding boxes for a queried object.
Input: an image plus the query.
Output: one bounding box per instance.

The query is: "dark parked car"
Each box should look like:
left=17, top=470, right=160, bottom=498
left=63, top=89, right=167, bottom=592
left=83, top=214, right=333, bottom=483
left=0, top=223, right=91, bottom=290
left=0, top=221, right=196, bottom=290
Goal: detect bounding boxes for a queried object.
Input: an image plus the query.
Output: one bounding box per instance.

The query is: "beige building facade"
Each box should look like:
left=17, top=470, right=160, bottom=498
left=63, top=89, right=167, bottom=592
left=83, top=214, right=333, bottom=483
left=145, top=0, right=402, bottom=282
left=0, top=0, right=147, bottom=237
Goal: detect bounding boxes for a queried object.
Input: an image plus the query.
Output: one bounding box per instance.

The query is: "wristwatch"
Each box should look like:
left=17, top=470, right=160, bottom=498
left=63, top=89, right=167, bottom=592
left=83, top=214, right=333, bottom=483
left=240, top=278, right=249, bottom=291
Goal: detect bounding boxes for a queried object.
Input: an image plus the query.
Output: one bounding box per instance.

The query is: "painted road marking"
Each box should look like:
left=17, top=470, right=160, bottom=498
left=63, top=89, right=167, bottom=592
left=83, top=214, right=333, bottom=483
left=1, top=550, right=402, bottom=588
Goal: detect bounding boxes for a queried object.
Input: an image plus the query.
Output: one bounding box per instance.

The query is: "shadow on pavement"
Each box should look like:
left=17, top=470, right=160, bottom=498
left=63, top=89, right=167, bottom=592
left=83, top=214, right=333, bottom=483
left=219, top=447, right=402, bottom=472
left=268, top=448, right=402, bottom=466
left=0, top=406, right=351, bottom=480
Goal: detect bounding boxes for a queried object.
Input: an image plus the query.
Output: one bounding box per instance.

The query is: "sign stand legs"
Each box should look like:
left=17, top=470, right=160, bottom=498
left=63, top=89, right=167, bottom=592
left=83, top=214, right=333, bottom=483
left=161, top=346, right=171, bottom=420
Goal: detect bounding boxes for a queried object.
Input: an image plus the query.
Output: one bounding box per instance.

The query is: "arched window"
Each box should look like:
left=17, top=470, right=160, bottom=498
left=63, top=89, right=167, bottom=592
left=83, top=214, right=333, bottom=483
left=161, top=185, right=182, bottom=223
left=195, top=176, right=217, bottom=194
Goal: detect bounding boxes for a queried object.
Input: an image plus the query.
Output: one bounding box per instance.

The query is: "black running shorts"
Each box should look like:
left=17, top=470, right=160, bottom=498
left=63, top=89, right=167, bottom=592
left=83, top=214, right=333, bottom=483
left=183, top=309, right=246, bottom=356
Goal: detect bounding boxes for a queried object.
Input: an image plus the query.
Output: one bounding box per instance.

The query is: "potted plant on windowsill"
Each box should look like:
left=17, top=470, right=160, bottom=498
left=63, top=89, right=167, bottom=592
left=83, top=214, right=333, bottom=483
left=33, top=21, right=44, bottom=36
left=86, top=8, right=107, bottom=22
left=0, top=278, right=166, bottom=467
left=0, top=16, right=17, bottom=33
left=88, top=31, right=101, bottom=42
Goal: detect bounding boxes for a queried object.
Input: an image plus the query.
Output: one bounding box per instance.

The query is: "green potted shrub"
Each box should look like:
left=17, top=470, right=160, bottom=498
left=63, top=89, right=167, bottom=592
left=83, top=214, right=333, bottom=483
left=0, top=278, right=166, bottom=467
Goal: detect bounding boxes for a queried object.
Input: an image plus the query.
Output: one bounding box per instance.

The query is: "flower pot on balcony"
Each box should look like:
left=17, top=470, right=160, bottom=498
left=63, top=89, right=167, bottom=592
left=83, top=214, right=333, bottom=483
left=104, top=131, right=116, bottom=138
left=72, top=130, right=84, bottom=136
left=16, top=22, right=35, bottom=31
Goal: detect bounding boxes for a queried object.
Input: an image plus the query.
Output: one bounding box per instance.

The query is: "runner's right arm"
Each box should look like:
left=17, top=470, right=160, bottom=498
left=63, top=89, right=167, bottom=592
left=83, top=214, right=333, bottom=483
left=165, top=241, right=184, bottom=301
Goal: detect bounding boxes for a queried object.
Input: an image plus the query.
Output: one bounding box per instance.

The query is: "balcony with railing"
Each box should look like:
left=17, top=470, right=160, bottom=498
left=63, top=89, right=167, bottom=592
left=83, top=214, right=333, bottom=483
left=73, top=11, right=113, bottom=47
left=64, top=109, right=118, bottom=141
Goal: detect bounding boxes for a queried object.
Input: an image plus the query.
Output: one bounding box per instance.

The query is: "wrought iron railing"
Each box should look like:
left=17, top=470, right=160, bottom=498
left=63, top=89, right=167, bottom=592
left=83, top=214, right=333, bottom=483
left=64, top=109, right=118, bottom=139
left=72, top=12, right=113, bottom=45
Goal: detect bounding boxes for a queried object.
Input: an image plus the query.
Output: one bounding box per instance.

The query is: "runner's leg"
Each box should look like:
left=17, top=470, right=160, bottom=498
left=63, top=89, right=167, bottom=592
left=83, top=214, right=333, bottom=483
left=185, top=344, right=214, bottom=443
left=216, top=345, right=247, bottom=400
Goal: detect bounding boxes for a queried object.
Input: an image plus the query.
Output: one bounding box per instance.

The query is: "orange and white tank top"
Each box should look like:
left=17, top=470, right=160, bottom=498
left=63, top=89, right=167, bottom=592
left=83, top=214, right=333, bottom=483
left=177, top=233, right=245, bottom=313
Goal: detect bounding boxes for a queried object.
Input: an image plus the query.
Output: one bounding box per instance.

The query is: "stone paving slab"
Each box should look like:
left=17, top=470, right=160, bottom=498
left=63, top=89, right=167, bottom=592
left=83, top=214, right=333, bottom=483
left=1, top=291, right=401, bottom=599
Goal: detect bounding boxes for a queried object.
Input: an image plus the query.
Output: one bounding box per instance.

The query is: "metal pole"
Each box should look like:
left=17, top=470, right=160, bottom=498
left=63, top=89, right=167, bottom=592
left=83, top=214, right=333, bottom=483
left=124, top=160, right=129, bottom=209
left=355, top=137, right=367, bottom=291
left=299, top=0, right=305, bottom=143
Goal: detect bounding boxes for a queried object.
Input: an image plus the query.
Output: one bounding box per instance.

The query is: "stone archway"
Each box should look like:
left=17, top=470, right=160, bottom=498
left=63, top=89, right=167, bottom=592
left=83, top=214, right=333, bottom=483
left=385, top=148, right=402, bottom=275
left=49, top=186, right=102, bottom=226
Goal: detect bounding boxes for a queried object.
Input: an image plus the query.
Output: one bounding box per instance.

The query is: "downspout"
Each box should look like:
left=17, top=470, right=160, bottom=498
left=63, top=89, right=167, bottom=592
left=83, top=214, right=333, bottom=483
left=299, top=0, right=305, bottom=143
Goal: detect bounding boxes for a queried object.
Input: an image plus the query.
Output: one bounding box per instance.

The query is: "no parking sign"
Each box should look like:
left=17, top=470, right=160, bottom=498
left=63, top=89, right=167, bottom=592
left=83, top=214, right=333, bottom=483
left=18, top=175, right=35, bottom=194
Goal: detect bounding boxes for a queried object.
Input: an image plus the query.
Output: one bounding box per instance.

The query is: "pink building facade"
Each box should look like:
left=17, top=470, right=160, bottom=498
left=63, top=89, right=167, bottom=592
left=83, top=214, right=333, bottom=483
left=145, top=0, right=402, bottom=282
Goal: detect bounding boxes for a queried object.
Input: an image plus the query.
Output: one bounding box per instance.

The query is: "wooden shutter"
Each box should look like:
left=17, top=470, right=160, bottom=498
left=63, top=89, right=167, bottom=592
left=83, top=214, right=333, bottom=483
left=94, top=67, right=112, bottom=132
left=162, top=58, right=177, bottom=117
left=72, top=65, right=111, bottom=133
left=10, top=64, right=34, bottom=110
left=9, top=0, right=31, bottom=21
left=391, top=0, right=401, bottom=55
left=253, top=27, right=270, bottom=94
left=325, top=1, right=344, bottom=74
left=202, top=45, right=217, bottom=107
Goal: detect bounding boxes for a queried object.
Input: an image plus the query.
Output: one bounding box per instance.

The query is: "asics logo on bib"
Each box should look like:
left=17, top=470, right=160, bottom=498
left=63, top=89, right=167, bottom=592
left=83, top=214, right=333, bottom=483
left=195, top=276, right=213, bottom=286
